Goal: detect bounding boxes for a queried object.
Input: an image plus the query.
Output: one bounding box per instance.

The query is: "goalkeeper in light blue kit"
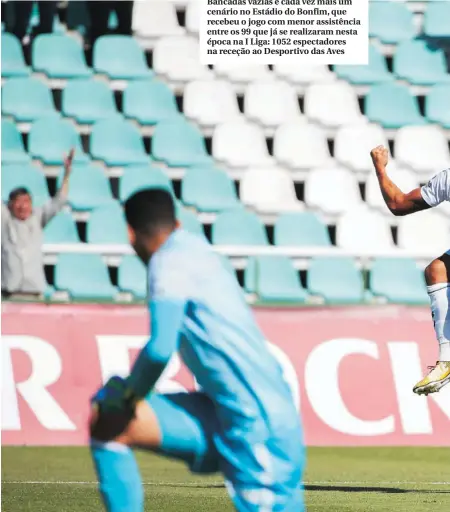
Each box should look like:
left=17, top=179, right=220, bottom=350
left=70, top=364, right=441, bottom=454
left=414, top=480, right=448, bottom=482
left=90, top=189, right=305, bottom=511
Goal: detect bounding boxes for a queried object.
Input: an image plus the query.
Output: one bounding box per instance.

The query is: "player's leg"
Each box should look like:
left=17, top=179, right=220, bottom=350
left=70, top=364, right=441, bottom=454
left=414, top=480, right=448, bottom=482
left=89, top=392, right=219, bottom=512
left=413, top=252, right=450, bottom=395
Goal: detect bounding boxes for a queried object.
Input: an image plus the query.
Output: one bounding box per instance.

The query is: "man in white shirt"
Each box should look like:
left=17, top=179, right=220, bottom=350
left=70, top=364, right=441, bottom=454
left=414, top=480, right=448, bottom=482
left=371, top=145, right=449, bottom=395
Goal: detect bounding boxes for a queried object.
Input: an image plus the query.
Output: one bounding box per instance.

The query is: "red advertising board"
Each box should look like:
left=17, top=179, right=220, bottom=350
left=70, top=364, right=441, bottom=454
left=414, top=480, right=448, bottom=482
left=2, top=303, right=449, bottom=446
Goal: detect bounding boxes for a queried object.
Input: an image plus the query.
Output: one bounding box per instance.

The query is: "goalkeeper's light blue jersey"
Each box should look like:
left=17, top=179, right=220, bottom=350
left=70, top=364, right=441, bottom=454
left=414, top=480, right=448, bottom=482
left=148, top=229, right=300, bottom=436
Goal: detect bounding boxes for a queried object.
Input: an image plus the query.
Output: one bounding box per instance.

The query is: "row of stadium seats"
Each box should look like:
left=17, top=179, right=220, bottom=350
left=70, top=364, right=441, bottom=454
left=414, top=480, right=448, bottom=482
left=3, top=117, right=449, bottom=179
left=35, top=204, right=448, bottom=254
left=47, top=252, right=428, bottom=305
left=3, top=31, right=450, bottom=87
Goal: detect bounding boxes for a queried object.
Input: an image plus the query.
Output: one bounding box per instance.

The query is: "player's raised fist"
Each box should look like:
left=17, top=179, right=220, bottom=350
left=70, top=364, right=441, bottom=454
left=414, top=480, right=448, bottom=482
left=370, top=145, right=389, bottom=169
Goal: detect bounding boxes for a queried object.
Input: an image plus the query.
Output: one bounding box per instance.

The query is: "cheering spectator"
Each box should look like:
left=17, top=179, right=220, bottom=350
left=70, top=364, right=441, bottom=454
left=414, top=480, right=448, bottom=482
left=1, top=150, right=74, bottom=300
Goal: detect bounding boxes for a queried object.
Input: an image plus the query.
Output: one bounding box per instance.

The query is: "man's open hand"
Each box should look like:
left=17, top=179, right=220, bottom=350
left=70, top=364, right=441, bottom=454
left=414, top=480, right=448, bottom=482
left=370, top=145, right=389, bottom=171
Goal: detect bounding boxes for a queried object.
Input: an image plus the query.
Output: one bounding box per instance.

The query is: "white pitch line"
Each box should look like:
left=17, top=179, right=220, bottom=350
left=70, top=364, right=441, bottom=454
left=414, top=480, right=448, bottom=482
left=2, top=481, right=450, bottom=486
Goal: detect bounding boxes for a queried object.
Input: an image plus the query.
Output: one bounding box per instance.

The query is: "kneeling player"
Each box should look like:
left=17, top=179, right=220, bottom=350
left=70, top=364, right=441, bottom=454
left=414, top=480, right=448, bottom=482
left=90, top=189, right=305, bottom=511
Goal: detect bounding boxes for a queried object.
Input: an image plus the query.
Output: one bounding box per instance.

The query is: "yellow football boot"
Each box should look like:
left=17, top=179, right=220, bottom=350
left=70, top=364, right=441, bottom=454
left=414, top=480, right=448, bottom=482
left=413, top=361, right=450, bottom=396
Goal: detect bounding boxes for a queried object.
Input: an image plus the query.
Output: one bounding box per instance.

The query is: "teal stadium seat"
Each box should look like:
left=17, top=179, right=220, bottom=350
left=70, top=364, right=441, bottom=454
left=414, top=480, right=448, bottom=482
left=2, top=77, right=58, bottom=122
left=55, top=253, right=116, bottom=300
left=123, top=80, right=179, bottom=125
left=44, top=211, right=80, bottom=244
left=90, top=117, right=149, bottom=166
left=177, top=207, right=205, bottom=238
left=219, top=254, right=237, bottom=278
left=118, top=255, right=147, bottom=300
left=2, top=164, right=49, bottom=207
left=245, top=256, right=308, bottom=303
left=32, top=34, right=92, bottom=79
left=393, top=40, right=450, bottom=86
left=28, top=117, right=90, bottom=165
left=366, top=83, right=427, bottom=129
left=426, top=85, right=450, bottom=129
left=275, top=212, right=331, bottom=247
left=152, top=117, right=213, bottom=167
left=370, top=258, right=428, bottom=304
left=334, top=45, right=393, bottom=85
left=308, top=257, right=364, bottom=304
left=58, top=165, right=114, bottom=210
left=1, top=33, right=30, bottom=77
left=62, top=79, right=118, bottom=124
left=1, top=119, right=31, bottom=164
left=212, top=209, right=268, bottom=246
left=119, top=166, right=173, bottom=202
left=87, top=203, right=129, bottom=244
left=369, top=1, right=415, bottom=44
left=93, top=35, right=153, bottom=80
left=182, top=167, right=240, bottom=212
left=424, top=2, right=450, bottom=39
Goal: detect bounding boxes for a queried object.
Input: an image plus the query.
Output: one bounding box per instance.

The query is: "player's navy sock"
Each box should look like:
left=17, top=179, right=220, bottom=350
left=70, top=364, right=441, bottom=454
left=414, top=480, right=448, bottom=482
left=91, top=440, right=143, bottom=512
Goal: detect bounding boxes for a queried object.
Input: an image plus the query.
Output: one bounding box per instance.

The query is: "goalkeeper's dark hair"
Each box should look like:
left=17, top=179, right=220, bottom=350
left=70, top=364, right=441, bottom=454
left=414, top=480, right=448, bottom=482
left=124, top=188, right=176, bottom=236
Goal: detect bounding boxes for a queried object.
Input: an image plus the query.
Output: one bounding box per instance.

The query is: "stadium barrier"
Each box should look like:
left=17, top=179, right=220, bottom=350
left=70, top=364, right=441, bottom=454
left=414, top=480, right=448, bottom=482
left=2, top=302, right=449, bottom=447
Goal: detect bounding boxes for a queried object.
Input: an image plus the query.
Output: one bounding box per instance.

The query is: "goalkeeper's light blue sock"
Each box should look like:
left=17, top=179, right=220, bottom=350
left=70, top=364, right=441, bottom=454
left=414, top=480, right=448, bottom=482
left=91, top=440, right=144, bottom=512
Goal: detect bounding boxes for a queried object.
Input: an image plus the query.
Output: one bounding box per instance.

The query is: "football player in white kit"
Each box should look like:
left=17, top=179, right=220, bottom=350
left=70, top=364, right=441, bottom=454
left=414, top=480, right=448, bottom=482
left=371, top=146, right=450, bottom=395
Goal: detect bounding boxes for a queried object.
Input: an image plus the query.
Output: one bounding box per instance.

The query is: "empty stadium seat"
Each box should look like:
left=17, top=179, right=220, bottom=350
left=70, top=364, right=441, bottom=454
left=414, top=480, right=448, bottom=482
left=245, top=80, right=302, bottom=128
left=186, top=1, right=200, bottom=35
left=308, top=257, right=364, bottom=303
left=1, top=33, right=30, bottom=77
left=152, top=117, right=213, bottom=167
left=55, top=253, right=117, bottom=300
left=212, top=119, right=273, bottom=168
left=365, top=83, right=426, bottom=129
left=305, top=167, right=362, bottom=215
left=1, top=119, right=31, bottom=164
left=1, top=164, right=49, bottom=207
left=87, top=203, right=128, bottom=244
left=44, top=211, right=80, bottom=244
left=366, top=167, right=419, bottom=212
left=123, top=80, right=179, bottom=125
left=119, top=166, right=174, bottom=202
left=212, top=209, right=269, bottom=246
left=305, top=82, right=363, bottom=128
left=424, top=1, right=450, bottom=39
left=94, top=36, right=153, bottom=80
left=59, top=165, right=114, bottom=210
left=132, top=1, right=184, bottom=39
left=273, top=63, right=335, bottom=85
left=395, top=125, right=450, bottom=175
left=153, top=37, right=211, bottom=81
left=245, top=256, right=308, bottom=303
left=62, top=79, right=118, bottom=124
left=334, top=45, right=393, bottom=85
left=2, top=77, right=58, bottom=122
left=337, top=207, right=394, bottom=252
left=28, top=117, right=90, bottom=165
left=398, top=210, right=450, bottom=254
left=90, top=117, right=149, bottom=166
left=426, top=85, right=450, bottom=129
left=213, top=62, right=270, bottom=83
left=118, top=255, right=147, bottom=300
left=393, top=40, right=450, bottom=86
left=334, top=124, right=388, bottom=173
left=32, top=34, right=92, bottom=79
left=240, top=167, right=304, bottom=214
left=219, top=254, right=237, bottom=278
left=177, top=207, right=205, bottom=237
left=274, top=212, right=331, bottom=247
left=182, top=167, right=240, bottom=212
left=184, top=80, right=241, bottom=127
left=274, top=121, right=331, bottom=170
left=369, top=1, right=415, bottom=44
left=370, top=258, right=428, bottom=304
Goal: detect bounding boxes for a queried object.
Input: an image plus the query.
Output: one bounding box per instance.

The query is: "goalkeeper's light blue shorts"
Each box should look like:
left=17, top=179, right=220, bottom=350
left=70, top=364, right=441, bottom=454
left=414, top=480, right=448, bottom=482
left=147, top=392, right=305, bottom=512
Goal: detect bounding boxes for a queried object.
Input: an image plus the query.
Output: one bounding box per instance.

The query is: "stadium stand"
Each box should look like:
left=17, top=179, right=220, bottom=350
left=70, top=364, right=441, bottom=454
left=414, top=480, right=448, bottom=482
left=2, top=0, right=450, bottom=302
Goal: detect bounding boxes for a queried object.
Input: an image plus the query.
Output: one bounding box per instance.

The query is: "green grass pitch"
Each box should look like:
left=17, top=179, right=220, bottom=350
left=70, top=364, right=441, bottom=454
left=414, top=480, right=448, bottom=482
left=2, top=447, right=449, bottom=511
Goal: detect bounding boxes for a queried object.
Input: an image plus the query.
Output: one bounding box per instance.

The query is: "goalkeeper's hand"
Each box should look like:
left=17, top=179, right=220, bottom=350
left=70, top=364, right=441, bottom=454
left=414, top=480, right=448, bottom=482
left=90, top=376, right=138, bottom=442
